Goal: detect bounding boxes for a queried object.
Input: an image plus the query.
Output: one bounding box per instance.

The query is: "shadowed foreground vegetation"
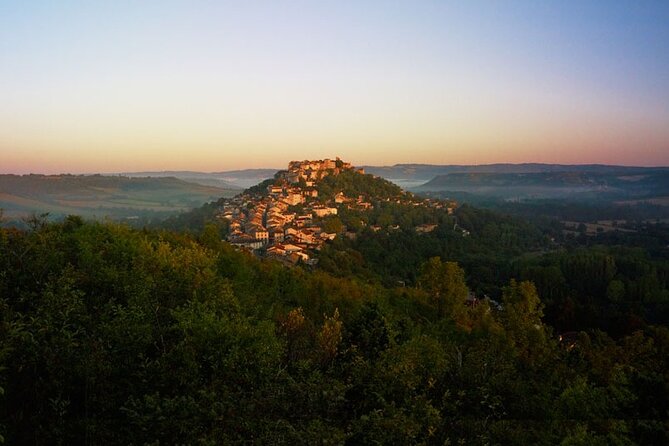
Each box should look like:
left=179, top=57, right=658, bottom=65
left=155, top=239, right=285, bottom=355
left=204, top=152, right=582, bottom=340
left=1, top=218, right=668, bottom=444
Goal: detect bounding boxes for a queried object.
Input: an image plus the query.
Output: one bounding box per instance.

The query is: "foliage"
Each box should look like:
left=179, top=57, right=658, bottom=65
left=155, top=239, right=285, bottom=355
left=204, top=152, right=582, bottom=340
left=418, top=257, right=469, bottom=319
left=0, top=218, right=667, bottom=444
left=317, top=170, right=404, bottom=202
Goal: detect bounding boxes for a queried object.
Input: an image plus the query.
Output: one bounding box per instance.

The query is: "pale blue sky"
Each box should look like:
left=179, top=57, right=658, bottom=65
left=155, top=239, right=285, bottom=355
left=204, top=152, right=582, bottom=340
left=1, top=1, right=668, bottom=172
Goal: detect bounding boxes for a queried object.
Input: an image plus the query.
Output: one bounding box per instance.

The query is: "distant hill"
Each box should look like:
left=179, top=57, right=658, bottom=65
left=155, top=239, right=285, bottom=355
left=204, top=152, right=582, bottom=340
left=213, top=169, right=280, bottom=188
left=362, top=163, right=668, bottom=189
left=0, top=174, right=239, bottom=221
left=120, top=171, right=242, bottom=189
left=122, top=169, right=279, bottom=189
left=414, top=169, right=669, bottom=202
left=160, top=158, right=423, bottom=235
left=119, top=164, right=669, bottom=192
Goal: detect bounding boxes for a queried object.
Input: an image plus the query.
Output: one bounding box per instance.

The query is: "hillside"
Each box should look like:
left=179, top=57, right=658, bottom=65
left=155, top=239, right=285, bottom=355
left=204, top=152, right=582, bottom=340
left=122, top=169, right=279, bottom=189
left=120, top=171, right=242, bottom=189
left=204, top=158, right=456, bottom=266
left=0, top=174, right=239, bottom=221
left=416, top=169, right=669, bottom=202
left=316, top=169, right=405, bottom=201
left=360, top=163, right=668, bottom=191
left=214, top=168, right=281, bottom=188
left=364, top=163, right=664, bottom=181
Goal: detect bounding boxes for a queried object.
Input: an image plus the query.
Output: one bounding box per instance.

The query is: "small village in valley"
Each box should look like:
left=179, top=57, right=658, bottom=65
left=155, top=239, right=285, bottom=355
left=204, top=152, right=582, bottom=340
left=216, top=158, right=455, bottom=265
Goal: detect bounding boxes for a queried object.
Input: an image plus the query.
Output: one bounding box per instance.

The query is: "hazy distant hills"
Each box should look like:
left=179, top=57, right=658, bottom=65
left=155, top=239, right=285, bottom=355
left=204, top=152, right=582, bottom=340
left=0, top=174, right=239, bottom=220
left=121, top=169, right=279, bottom=189
left=120, top=171, right=241, bottom=189
left=413, top=169, right=669, bottom=203
left=212, top=169, right=281, bottom=188
left=363, top=163, right=667, bottom=182
left=5, top=164, right=667, bottom=222
left=122, top=163, right=669, bottom=191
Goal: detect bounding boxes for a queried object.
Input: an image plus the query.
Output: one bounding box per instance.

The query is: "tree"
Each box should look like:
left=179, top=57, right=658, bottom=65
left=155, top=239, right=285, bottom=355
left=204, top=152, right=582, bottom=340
left=318, top=308, right=342, bottom=365
left=418, top=257, right=469, bottom=320
left=322, top=216, right=344, bottom=234
left=606, top=280, right=625, bottom=303
left=500, top=280, right=548, bottom=362
left=344, top=302, right=391, bottom=362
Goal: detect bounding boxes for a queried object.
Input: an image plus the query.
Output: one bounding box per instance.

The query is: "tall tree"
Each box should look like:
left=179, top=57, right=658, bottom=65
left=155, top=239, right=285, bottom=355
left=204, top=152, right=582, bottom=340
left=418, top=257, right=469, bottom=320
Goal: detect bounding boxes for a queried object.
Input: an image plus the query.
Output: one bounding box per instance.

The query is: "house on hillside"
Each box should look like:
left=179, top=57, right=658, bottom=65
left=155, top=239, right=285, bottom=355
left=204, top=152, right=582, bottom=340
left=271, top=229, right=284, bottom=242
left=229, top=234, right=264, bottom=250
left=312, top=206, right=337, bottom=217
left=250, top=227, right=269, bottom=242
left=289, top=251, right=310, bottom=263
left=294, top=215, right=313, bottom=227
left=415, top=224, right=438, bottom=234
left=334, top=192, right=348, bottom=203
left=282, top=193, right=304, bottom=206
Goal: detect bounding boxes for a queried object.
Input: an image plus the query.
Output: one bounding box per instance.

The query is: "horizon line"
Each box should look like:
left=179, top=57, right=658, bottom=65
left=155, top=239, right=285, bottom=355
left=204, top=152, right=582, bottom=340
left=2, top=160, right=669, bottom=176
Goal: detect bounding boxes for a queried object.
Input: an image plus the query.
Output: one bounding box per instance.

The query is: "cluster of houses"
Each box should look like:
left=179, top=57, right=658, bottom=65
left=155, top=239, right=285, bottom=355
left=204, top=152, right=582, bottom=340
left=217, top=158, right=458, bottom=265
left=218, top=159, right=359, bottom=264
left=284, top=157, right=361, bottom=183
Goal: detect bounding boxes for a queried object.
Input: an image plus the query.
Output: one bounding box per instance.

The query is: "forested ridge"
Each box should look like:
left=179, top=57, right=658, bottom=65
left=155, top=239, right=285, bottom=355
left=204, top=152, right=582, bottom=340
left=1, top=214, right=668, bottom=444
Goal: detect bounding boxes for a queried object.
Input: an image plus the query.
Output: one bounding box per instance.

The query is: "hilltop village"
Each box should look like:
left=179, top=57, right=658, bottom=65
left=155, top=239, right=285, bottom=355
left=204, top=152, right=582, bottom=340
left=216, top=158, right=454, bottom=265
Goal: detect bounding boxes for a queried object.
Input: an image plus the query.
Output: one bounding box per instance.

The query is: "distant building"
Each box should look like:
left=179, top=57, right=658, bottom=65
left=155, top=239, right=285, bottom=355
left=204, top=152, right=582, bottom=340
left=294, top=215, right=313, bottom=227
left=229, top=234, right=264, bottom=250
left=251, top=227, right=269, bottom=242
left=282, top=193, right=304, bottom=206
left=415, top=224, right=438, bottom=233
left=312, top=206, right=338, bottom=217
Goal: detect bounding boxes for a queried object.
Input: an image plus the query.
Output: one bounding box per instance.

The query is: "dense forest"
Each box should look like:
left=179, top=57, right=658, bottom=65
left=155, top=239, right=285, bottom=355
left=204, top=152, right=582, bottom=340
left=1, top=214, right=668, bottom=444
left=319, top=204, right=669, bottom=335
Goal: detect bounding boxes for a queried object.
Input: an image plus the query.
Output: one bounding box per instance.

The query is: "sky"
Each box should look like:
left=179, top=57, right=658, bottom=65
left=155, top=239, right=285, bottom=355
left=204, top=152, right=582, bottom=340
left=1, top=0, right=669, bottom=173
